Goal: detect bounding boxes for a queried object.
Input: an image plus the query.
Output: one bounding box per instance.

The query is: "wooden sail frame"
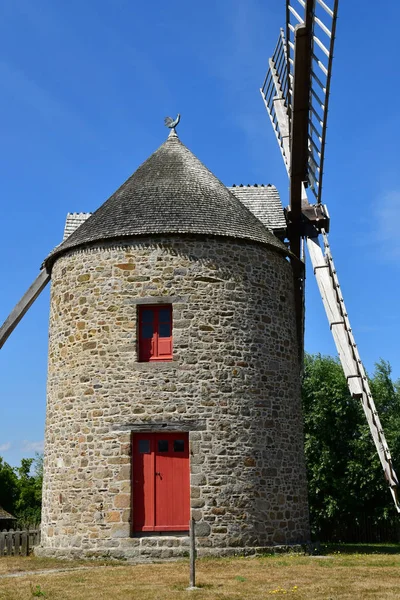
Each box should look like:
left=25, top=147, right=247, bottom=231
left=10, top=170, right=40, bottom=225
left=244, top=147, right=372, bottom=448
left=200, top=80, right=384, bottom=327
left=0, top=270, right=50, bottom=349
left=260, top=0, right=400, bottom=511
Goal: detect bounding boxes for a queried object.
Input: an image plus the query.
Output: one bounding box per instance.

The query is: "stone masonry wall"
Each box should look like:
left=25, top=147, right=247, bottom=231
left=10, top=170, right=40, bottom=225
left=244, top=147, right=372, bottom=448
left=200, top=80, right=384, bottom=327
left=38, top=235, right=310, bottom=559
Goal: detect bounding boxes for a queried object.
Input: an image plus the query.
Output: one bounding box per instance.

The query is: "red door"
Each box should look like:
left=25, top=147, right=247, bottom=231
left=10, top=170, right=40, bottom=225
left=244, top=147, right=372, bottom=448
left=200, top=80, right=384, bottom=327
left=132, top=432, right=190, bottom=532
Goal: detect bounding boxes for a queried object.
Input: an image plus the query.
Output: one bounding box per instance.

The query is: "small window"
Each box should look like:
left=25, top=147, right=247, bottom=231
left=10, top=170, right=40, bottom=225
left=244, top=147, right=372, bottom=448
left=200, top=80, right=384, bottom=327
left=138, top=305, right=173, bottom=362
left=174, top=440, right=185, bottom=453
left=138, top=440, right=150, bottom=454
left=158, top=440, right=169, bottom=452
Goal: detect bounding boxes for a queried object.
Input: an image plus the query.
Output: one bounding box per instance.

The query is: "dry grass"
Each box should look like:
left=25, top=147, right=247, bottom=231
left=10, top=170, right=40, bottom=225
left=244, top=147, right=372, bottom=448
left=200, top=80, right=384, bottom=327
left=1, top=553, right=400, bottom=600
left=0, top=556, right=89, bottom=576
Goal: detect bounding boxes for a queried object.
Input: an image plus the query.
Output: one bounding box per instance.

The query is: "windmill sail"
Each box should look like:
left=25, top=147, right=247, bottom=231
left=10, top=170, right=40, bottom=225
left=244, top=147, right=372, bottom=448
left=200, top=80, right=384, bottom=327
left=260, top=0, right=400, bottom=511
left=0, top=269, right=50, bottom=349
left=286, top=0, right=339, bottom=203
left=0, top=213, right=92, bottom=350
left=260, top=30, right=291, bottom=169
left=307, top=233, right=400, bottom=509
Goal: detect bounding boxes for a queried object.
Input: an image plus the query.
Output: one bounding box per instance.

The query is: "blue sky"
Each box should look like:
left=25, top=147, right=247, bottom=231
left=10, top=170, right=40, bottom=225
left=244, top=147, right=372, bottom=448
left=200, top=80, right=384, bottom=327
left=0, top=0, right=399, bottom=467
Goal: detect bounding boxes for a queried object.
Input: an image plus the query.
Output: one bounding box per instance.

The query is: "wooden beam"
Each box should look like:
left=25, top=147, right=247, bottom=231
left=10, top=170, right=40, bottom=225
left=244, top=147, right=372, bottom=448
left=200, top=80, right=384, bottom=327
left=292, top=258, right=305, bottom=367
left=307, top=234, right=400, bottom=509
left=265, top=50, right=307, bottom=363
left=306, top=236, right=363, bottom=397
left=289, top=2, right=314, bottom=259
left=288, top=14, right=313, bottom=364
left=0, top=269, right=50, bottom=349
left=290, top=24, right=311, bottom=196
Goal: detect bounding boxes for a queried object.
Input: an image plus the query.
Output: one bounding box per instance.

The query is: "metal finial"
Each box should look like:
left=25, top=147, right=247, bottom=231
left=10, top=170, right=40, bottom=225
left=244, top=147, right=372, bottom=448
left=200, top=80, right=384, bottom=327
left=164, top=113, right=181, bottom=134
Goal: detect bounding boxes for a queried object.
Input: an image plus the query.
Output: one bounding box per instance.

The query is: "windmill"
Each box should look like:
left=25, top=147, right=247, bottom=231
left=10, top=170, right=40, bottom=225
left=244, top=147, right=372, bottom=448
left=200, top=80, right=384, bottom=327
left=260, top=0, right=400, bottom=512
left=0, top=0, right=398, bottom=521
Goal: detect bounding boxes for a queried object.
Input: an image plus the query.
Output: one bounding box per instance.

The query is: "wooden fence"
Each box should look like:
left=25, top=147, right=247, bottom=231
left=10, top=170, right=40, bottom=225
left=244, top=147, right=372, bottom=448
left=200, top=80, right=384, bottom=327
left=0, top=529, right=41, bottom=556
left=317, top=515, right=400, bottom=544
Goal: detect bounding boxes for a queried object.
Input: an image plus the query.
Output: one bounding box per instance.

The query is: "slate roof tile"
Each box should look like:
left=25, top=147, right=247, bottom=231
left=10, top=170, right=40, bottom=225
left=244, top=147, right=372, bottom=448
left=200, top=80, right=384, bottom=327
left=228, top=185, right=287, bottom=234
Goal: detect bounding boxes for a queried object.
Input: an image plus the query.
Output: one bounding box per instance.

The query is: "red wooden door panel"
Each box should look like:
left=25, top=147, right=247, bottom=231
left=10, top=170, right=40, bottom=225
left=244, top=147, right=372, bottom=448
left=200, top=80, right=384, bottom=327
left=132, top=432, right=189, bottom=532
left=132, top=435, right=155, bottom=531
left=154, top=434, right=190, bottom=531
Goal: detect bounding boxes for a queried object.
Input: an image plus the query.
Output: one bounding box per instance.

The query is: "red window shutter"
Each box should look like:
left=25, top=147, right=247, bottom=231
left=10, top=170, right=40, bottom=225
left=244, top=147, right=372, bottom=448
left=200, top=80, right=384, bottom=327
left=157, top=338, right=172, bottom=358
left=139, top=307, right=155, bottom=362
left=156, top=306, right=173, bottom=359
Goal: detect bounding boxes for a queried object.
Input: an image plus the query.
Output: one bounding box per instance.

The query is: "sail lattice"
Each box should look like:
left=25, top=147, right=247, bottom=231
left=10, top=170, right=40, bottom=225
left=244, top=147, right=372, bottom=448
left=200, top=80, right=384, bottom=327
left=286, top=0, right=339, bottom=203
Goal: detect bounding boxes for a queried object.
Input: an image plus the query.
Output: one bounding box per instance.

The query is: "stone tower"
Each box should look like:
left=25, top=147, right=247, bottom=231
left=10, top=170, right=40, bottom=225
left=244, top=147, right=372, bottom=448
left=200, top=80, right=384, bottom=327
left=37, top=130, right=310, bottom=559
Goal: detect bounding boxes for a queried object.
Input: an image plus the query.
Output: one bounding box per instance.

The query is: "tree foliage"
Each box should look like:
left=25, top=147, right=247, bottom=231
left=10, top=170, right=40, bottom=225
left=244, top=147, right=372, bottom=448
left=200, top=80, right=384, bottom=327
left=0, top=457, right=18, bottom=514
left=0, top=453, right=43, bottom=527
left=303, top=354, right=400, bottom=539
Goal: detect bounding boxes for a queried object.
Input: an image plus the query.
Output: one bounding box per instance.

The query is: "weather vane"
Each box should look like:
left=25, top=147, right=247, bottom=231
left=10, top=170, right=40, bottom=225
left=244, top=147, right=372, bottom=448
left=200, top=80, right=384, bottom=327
left=164, top=113, right=181, bottom=134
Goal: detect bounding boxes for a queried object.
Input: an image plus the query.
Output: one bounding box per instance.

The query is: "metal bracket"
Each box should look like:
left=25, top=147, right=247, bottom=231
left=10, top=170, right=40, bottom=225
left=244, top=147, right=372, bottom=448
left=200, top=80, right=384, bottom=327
left=285, top=202, right=330, bottom=240
left=330, top=320, right=345, bottom=330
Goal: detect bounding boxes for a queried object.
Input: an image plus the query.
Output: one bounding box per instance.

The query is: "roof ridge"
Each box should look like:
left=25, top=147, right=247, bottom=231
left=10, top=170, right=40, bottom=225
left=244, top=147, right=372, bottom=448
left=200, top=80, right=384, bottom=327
left=231, top=184, right=276, bottom=188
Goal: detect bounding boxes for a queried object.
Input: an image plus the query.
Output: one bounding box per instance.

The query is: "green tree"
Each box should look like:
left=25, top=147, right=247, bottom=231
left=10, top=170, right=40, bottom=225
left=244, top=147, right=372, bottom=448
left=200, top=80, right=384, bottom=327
left=0, top=457, right=18, bottom=514
left=14, top=454, right=43, bottom=527
left=302, top=353, right=400, bottom=540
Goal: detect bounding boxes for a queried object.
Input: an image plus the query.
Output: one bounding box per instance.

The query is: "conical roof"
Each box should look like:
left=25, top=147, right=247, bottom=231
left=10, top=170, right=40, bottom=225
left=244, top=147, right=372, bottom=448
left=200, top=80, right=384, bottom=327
left=45, top=132, right=287, bottom=269
left=0, top=506, right=16, bottom=520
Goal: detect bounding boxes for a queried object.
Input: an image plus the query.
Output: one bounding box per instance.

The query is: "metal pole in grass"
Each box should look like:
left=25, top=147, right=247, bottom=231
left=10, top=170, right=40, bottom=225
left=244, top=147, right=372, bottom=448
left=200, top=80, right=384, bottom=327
left=187, top=517, right=198, bottom=590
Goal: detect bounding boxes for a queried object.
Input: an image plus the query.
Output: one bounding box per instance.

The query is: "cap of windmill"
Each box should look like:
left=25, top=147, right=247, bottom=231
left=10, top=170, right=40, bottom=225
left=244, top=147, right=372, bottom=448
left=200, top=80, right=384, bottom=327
left=43, top=127, right=287, bottom=272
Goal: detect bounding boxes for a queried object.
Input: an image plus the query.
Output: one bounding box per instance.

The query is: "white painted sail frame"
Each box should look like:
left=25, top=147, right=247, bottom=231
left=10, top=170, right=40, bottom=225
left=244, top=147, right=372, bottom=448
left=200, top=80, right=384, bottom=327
left=261, top=13, right=400, bottom=510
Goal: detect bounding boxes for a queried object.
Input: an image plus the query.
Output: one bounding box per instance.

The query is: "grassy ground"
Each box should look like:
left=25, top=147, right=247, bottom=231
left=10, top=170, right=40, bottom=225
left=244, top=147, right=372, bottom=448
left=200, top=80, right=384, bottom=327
left=322, top=543, right=400, bottom=555
left=0, top=556, right=92, bottom=576
left=1, top=550, right=400, bottom=599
